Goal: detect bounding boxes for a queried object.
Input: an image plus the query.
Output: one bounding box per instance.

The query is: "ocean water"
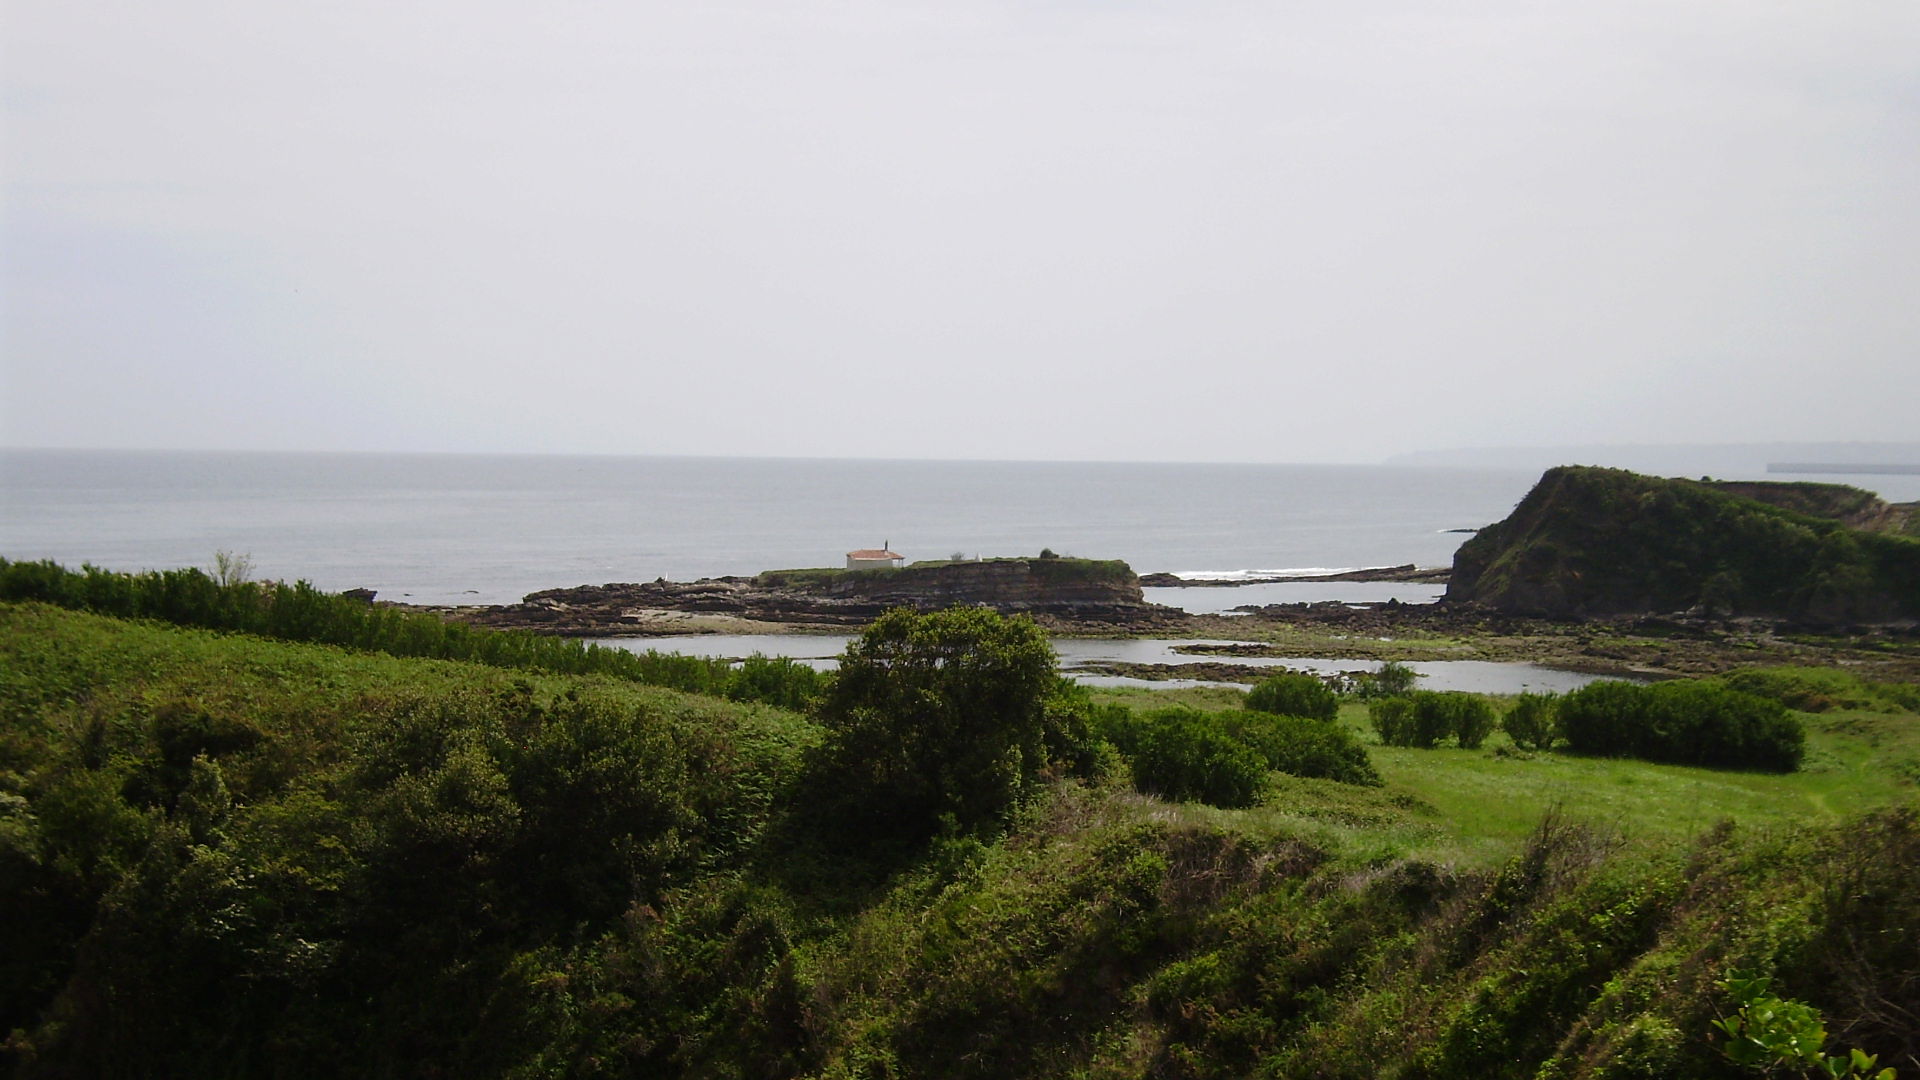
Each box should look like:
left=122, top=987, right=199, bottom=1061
left=1, top=449, right=1538, bottom=607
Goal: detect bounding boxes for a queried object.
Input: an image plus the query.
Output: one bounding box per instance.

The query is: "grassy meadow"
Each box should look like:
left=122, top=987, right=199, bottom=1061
left=1088, top=684, right=1920, bottom=866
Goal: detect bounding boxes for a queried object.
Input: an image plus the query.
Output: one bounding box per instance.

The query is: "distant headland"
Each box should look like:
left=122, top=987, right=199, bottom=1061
left=1445, top=467, right=1920, bottom=624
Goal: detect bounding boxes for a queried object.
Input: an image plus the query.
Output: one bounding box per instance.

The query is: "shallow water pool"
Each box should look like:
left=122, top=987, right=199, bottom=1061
left=590, top=635, right=1622, bottom=695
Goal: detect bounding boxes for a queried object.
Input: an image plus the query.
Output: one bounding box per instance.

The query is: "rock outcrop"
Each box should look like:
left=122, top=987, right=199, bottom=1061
left=1446, top=466, right=1920, bottom=624
left=463, top=557, right=1184, bottom=634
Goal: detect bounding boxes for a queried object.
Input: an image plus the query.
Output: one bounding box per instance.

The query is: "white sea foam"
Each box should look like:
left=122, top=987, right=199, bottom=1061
left=1170, top=567, right=1359, bottom=582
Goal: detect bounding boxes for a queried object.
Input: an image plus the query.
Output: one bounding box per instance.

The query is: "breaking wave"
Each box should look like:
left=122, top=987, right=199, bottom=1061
left=1168, top=567, right=1360, bottom=582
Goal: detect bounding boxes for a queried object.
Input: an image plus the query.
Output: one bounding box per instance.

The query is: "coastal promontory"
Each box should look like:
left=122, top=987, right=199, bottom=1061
left=1446, top=466, right=1920, bottom=624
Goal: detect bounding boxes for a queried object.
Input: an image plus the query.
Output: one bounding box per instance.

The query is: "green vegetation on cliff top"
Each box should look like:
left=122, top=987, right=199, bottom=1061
left=755, top=556, right=1136, bottom=590
left=1449, top=466, right=1920, bottom=622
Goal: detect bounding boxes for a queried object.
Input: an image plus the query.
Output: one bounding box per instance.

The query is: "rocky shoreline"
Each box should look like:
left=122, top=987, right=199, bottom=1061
left=377, top=575, right=1920, bottom=685
left=393, top=561, right=1459, bottom=638
left=1178, top=602, right=1920, bottom=680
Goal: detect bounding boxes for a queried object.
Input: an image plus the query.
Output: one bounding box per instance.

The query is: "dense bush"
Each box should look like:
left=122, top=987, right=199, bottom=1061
left=1369, top=696, right=1421, bottom=747
left=1371, top=692, right=1498, bottom=749
left=1433, top=692, right=1499, bottom=749
left=1101, top=703, right=1379, bottom=800
left=1557, top=679, right=1803, bottom=771
left=724, top=654, right=826, bottom=712
left=0, top=604, right=821, bottom=1076
left=1245, top=672, right=1339, bottom=721
left=1225, top=711, right=1381, bottom=786
left=1100, top=707, right=1270, bottom=808
left=805, top=607, right=1069, bottom=840
left=1502, top=692, right=1560, bottom=750
left=1552, top=680, right=1643, bottom=754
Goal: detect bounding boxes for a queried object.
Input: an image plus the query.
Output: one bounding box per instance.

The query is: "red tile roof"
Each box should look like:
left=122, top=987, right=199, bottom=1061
left=846, top=549, right=902, bottom=560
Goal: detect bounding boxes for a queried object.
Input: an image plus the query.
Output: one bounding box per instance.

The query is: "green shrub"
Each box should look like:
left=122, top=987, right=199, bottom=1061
left=1557, top=679, right=1803, bottom=771
left=725, top=654, right=825, bottom=712
left=1226, top=711, right=1380, bottom=786
left=806, top=607, right=1064, bottom=841
left=1716, top=972, right=1895, bottom=1079
left=1245, top=672, right=1339, bottom=721
left=1370, top=697, right=1419, bottom=747
left=1371, top=692, right=1497, bottom=749
left=1427, top=692, right=1499, bottom=750
left=1100, top=706, right=1270, bottom=808
left=1503, top=693, right=1559, bottom=751
left=1555, top=680, right=1646, bottom=758
left=1040, top=680, right=1108, bottom=780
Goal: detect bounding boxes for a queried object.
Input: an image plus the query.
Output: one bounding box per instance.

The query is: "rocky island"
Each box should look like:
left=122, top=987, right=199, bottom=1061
left=456, top=555, right=1186, bottom=635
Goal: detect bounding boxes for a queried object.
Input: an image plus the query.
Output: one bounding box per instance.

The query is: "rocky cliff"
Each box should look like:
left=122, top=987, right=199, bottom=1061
left=1446, top=466, right=1920, bottom=624
left=465, top=558, right=1183, bottom=634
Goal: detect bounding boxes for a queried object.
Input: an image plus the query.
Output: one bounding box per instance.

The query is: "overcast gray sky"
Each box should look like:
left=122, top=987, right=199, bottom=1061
left=3, top=0, right=1916, bottom=463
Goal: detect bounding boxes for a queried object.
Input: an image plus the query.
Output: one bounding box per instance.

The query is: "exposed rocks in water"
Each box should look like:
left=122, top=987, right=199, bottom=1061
left=1225, top=600, right=1527, bottom=633
left=1138, top=564, right=1450, bottom=588
left=1225, top=598, right=1765, bottom=638
left=456, top=557, right=1185, bottom=635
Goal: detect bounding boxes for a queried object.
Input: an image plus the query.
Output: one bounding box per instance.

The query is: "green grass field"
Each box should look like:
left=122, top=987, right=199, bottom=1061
left=1090, top=685, right=1920, bottom=867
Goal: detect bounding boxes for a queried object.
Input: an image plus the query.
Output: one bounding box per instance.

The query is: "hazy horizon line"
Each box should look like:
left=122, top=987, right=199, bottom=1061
left=8, top=439, right=1920, bottom=469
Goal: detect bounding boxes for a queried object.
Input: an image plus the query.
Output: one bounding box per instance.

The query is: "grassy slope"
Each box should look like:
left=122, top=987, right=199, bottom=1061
left=0, top=602, right=822, bottom=1076
left=6, top=603, right=1919, bottom=1079
left=0, top=600, right=817, bottom=774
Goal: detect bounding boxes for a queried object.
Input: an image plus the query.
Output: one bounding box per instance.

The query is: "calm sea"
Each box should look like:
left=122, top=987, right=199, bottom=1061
left=0, top=449, right=1541, bottom=607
